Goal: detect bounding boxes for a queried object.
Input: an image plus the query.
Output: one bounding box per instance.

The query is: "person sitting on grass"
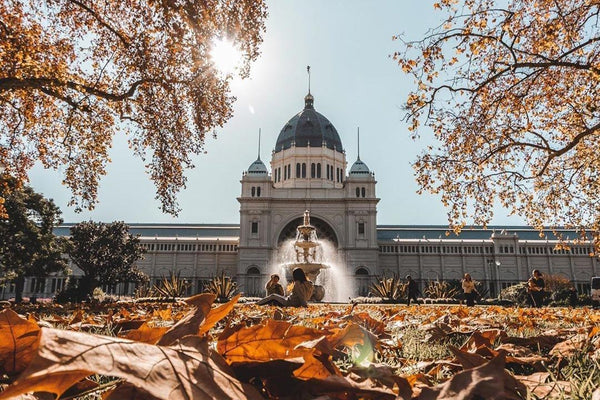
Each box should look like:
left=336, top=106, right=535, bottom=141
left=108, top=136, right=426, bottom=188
left=265, top=273, right=285, bottom=296
left=528, top=269, right=546, bottom=308
left=257, top=268, right=313, bottom=307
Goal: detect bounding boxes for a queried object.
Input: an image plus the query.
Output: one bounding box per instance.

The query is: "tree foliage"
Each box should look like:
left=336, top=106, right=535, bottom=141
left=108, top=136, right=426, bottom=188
left=396, top=0, right=600, bottom=248
left=0, top=0, right=267, bottom=215
left=0, top=175, right=67, bottom=302
left=66, top=220, right=146, bottom=300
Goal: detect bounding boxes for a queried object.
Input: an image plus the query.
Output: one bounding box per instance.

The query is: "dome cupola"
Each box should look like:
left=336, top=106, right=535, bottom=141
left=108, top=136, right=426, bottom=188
left=247, top=128, right=268, bottom=175
left=348, top=128, right=371, bottom=176
left=349, top=158, right=370, bottom=175
left=274, top=93, right=344, bottom=153
left=247, top=157, right=268, bottom=175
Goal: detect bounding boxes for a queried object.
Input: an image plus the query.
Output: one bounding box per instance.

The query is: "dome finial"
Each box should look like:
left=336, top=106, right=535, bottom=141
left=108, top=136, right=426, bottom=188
left=304, top=66, right=314, bottom=109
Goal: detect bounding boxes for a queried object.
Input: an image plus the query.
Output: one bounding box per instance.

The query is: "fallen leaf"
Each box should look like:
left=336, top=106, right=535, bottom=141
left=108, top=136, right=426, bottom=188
left=156, top=293, right=216, bottom=346
left=199, top=293, right=241, bottom=336
left=119, top=322, right=168, bottom=344
left=418, top=353, right=527, bottom=400
left=0, top=309, right=40, bottom=378
left=0, top=328, right=263, bottom=400
left=217, top=319, right=325, bottom=363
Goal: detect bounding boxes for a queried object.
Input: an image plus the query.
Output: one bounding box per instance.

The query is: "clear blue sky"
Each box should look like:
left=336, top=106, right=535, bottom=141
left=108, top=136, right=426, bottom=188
left=29, top=0, right=524, bottom=226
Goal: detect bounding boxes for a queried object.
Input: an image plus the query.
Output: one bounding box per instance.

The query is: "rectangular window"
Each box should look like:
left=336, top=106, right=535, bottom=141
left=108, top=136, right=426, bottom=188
left=358, top=222, right=365, bottom=235
left=251, top=222, right=258, bottom=234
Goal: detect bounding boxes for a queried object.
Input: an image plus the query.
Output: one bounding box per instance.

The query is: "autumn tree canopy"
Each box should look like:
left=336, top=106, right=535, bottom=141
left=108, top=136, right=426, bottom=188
left=0, top=0, right=267, bottom=215
left=396, top=0, right=600, bottom=245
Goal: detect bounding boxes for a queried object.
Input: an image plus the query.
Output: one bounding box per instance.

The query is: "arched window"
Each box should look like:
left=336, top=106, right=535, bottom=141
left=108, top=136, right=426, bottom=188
left=257, top=187, right=261, bottom=197
left=251, top=187, right=255, bottom=197
left=361, top=187, right=366, bottom=197
left=296, top=163, right=301, bottom=178
left=278, top=167, right=281, bottom=182
left=356, top=187, right=360, bottom=197
left=355, top=267, right=370, bottom=297
left=311, top=163, right=316, bottom=178
left=246, top=266, right=261, bottom=297
left=302, top=163, right=306, bottom=178
left=317, top=163, right=321, bottom=178
left=326, top=164, right=330, bottom=180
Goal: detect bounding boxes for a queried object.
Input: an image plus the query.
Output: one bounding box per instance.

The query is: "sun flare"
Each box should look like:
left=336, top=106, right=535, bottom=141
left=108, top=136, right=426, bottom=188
left=210, top=38, right=242, bottom=75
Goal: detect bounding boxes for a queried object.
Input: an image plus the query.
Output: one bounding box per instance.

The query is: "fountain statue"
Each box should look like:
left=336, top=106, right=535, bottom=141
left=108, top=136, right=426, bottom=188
left=282, top=210, right=329, bottom=301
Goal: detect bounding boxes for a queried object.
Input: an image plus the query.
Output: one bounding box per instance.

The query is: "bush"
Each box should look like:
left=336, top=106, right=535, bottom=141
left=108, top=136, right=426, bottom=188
left=204, top=271, right=238, bottom=302
left=424, top=280, right=460, bottom=299
left=500, top=282, right=530, bottom=307
left=153, top=271, right=191, bottom=301
left=368, top=274, right=405, bottom=303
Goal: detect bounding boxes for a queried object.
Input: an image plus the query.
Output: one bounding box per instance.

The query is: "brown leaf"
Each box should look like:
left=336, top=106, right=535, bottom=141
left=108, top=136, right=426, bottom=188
left=156, top=293, right=216, bottom=346
left=0, top=328, right=263, bottom=400
left=303, top=374, right=398, bottom=400
left=418, top=353, right=527, bottom=400
left=549, top=334, right=589, bottom=357
left=118, top=322, right=168, bottom=344
left=460, top=330, right=505, bottom=352
left=59, top=378, right=100, bottom=399
left=217, top=319, right=325, bottom=363
left=292, top=351, right=338, bottom=380
left=349, top=363, right=413, bottom=399
left=102, top=382, right=161, bottom=400
left=199, top=293, right=241, bottom=336
left=0, top=309, right=40, bottom=378
left=516, top=372, right=571, bottom=398
left=449, top=345, right=488, bottom=369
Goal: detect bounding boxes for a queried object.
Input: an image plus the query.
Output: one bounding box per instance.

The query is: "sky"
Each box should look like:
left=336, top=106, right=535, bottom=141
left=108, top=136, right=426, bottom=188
left=29, top=0, right=525, bottom=226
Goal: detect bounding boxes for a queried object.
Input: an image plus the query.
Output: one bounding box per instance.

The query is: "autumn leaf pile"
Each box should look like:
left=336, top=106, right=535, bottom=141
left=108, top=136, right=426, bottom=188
left=1, top=298, right=600, bottom=399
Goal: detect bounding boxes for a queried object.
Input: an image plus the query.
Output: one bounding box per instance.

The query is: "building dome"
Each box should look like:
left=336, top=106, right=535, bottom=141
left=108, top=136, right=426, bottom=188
left=349, top=158, right=370, bottom=175
left=247, top=157, right=268, bottom=175
left=274, top=94, right=344, bottom=152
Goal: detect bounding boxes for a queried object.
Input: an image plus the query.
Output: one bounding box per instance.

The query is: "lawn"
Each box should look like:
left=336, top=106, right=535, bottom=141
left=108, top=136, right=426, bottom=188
left=1, top=298, right=599, bottom=399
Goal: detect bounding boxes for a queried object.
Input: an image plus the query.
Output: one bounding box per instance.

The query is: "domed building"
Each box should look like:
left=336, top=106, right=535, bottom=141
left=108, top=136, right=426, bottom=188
left=13, top=89, right=597, bottom=301
left=237, top=91, right=379, bottom=295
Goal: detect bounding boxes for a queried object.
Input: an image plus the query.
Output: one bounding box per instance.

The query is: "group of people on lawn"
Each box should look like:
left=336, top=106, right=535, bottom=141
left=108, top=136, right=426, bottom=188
left=256, top=267, right=548, bottom=308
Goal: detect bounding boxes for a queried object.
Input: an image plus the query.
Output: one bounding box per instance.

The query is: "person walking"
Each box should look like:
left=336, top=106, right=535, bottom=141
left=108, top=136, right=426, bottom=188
left=406, top=275, right=420, bottom=305
left=265, top=274, right=284, bottom=296
left=527, top=269, right=545, bottom=307
left=461, top=273, right=479, bottom=307
left=257, top=268, right=313, bottom=307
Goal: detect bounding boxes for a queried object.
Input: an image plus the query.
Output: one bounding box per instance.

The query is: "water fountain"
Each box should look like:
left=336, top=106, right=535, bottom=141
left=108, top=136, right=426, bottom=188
left=279, top=210, right=333, bottom=301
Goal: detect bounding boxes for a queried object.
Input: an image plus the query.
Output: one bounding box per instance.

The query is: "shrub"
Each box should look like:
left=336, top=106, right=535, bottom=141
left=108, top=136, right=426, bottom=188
left=204, top=271, right=238, bottom=302
left=153, top=271, right=191, bottom=301
left=500, top=282, right=530, bottom=307
left=368, top=274, right=405, bottom=303
left=423, top=280, right=460, bottom=299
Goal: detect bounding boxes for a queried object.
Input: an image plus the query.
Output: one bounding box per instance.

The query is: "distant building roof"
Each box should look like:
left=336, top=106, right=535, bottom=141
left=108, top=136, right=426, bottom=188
left=55, top=224, right=240, bottom=239
left=376, top=225, right=582, bottom=241
left=55, top=223, right=583, bottom=242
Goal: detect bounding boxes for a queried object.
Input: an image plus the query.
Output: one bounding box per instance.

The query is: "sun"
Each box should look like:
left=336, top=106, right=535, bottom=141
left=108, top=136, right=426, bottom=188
left=210, top=38, right=242, bottom=76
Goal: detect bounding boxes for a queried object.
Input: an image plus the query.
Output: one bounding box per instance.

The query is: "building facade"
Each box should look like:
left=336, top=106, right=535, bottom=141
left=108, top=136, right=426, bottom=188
left=3, top=92, right=597, bottom=300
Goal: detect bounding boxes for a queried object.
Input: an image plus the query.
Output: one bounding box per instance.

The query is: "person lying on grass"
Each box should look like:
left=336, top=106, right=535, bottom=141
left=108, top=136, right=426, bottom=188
left=257, top=267, right=313, bottom=307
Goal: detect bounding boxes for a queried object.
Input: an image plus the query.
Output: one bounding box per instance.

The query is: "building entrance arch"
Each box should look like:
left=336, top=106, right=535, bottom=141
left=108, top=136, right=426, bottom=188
left=277, top=216, right=338, bottom=248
